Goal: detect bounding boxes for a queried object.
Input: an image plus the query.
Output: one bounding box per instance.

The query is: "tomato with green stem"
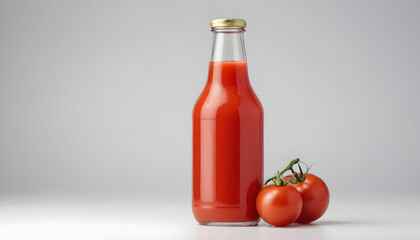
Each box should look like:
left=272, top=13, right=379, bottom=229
left=265, top=158, right=330, bottom=224
left=257, top=159, right=303, bottom=227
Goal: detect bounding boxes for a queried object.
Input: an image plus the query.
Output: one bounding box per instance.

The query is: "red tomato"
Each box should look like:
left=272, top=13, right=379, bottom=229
left=291, top=173, right=330, bottom=223
left=256, top=184, right=302, bottom=227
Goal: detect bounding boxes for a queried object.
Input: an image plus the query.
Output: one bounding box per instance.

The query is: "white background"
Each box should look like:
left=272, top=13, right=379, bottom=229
left=0, top=0, right=419, bottom=239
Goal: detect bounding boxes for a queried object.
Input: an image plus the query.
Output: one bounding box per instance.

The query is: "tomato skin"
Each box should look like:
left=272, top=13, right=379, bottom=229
left=291, top=173, right=330, bottom=223
left=256, top=184, right=302, bottom=227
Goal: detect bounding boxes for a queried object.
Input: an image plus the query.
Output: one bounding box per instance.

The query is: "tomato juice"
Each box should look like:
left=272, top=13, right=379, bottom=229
left=192, top=61, right=263, bottom=224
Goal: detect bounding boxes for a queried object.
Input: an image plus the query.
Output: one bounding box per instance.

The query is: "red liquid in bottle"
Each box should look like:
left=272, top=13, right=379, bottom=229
left=192, top=61, right=263, bottom=224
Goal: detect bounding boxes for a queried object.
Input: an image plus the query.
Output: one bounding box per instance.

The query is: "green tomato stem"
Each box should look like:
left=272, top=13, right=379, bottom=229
left=264, top=158, right=300, bottom=186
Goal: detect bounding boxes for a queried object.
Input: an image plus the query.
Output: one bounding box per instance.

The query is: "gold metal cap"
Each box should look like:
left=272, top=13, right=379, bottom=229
left=210, top=19, right=246, bottom=28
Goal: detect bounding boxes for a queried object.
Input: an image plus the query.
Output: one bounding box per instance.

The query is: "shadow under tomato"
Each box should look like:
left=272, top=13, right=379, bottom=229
left=258, top=221, right=318, bottom=229
left=258, top=219, right=373, bottom=228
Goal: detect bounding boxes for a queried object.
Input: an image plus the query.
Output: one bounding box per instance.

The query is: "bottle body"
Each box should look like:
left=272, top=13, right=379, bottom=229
left=192, top=60, right=263, bottom=225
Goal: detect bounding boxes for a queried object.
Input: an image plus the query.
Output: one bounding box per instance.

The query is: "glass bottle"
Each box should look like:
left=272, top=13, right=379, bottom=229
left=192, top=19, right=264, bottom=226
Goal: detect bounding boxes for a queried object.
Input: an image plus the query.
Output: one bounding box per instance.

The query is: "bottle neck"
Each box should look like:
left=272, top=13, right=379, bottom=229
left=207, top=61, right=250, bottom=89
left=207, top=28, right=250, bottom=89
left=211, top=28, right=247, bottom=62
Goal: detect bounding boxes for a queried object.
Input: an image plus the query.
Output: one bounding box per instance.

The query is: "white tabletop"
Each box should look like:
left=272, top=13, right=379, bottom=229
left=1, top=195, right=419, bottom=240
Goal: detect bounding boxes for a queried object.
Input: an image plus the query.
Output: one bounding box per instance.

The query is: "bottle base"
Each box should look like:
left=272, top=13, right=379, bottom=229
left=198, top=221, right=259, bottom=227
